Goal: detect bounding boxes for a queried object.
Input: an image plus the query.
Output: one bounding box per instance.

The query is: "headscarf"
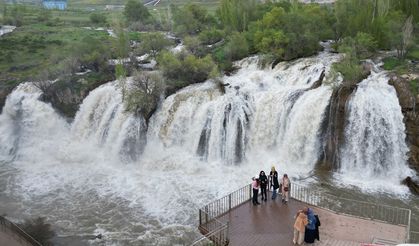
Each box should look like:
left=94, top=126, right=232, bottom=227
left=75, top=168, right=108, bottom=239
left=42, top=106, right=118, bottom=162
left=306, top=208, right=317, bottom=230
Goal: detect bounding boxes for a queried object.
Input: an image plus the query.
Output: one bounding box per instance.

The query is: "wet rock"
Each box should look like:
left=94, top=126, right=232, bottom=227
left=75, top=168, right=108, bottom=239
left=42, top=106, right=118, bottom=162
left=0, top=85, right=13, bottom=114
left=317, top=85, right=356, bottom=170
left=307, top=70, right=325, bottom=90
left=389, top=74, right=419, bottom=173
left=402, top=176, right=419, bottom=195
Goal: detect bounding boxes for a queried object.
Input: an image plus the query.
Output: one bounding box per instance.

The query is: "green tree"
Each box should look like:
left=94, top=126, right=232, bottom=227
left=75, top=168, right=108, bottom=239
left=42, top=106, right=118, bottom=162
left=171, top=4, right=216, bottom=36
left=198, top=28, right=223, bottom=45
left=74, top=36, right=110, bottom=72
left=125, top=71, right=164, bottom=120
left=90, top=12, right=107, bottom=25
left=224, top=32, right=249, bottom=61
left=218, top=0, right=257, bottom=32
left=137, top=32, right=173, bottom=57
left=124, top=0, right=151, bottom=23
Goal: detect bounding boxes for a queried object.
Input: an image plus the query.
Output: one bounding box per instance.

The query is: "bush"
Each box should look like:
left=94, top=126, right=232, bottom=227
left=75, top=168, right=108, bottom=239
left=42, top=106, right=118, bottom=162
left=90, top=12, right=107, bottom=25
left=333, top=54, right=364, bottom=85
left=124, top=0, right=151, bottom=23
left=158, top=51, right=219, bottom=90
left=382, top=57, right=407, bottom=70
left=198, top=28, right=224, bottom=45
left=224, top=32, right=249, bottom=61
left=136, top=32, right=173, bottom=57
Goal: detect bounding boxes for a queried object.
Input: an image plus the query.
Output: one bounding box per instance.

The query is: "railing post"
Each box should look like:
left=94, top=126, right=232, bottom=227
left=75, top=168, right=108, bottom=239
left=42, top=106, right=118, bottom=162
left=199, top=209, right=202, bottom=226
left=407, top=209, right=411, bottom=243
left=229, top=194, right=232, bottom=210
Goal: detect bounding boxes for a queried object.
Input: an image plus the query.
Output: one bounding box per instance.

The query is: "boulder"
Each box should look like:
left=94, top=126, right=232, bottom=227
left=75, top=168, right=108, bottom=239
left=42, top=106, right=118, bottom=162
left=402, top=176, right=419, bottom=195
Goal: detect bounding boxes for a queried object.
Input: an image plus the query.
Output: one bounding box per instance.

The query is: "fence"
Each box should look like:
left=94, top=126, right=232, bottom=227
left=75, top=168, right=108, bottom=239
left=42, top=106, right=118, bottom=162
left=290, top=182, right=412, bottom=243
left=0, top=215, right=42, bottom=246
left=194, top=184, right=252, bottom=246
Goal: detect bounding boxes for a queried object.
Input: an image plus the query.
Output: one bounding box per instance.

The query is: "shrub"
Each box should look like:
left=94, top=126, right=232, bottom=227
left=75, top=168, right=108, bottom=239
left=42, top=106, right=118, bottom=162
left=224, top=32, right=249, bottom=61
left=158, top=51, right=219, bottom=90
left=90, top=13, right=107, bottom=25
left=198, top=28, right=224, bottom=45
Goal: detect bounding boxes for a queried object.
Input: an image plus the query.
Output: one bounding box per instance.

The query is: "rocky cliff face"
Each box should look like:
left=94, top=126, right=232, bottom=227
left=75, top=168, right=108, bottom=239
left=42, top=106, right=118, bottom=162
left=317, top=64, right=371, bottom=170
left=389, top=75, right=419, bottom=172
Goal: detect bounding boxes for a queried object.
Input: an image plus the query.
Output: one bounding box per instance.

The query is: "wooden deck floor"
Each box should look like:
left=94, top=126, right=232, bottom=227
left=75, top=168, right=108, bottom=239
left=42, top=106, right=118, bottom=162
left=215, top=195, right=407, bottom=246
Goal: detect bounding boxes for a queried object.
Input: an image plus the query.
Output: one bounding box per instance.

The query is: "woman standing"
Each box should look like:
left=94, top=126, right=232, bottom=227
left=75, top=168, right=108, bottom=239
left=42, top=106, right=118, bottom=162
left=252, top=176, right=260, bottom=205
left=269, top=166, right=279, bottom=200
left=281, top=174, right=290, bottom=204
left=304, top=208, right=318, bottom=244
left=259, top=171, right=268, bottom=202
left=293, top=208, right=308, bottom=245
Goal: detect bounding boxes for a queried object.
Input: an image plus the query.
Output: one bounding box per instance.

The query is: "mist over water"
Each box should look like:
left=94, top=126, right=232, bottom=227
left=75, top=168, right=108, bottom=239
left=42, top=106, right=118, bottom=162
left=0, top=50, right=415, bottom=244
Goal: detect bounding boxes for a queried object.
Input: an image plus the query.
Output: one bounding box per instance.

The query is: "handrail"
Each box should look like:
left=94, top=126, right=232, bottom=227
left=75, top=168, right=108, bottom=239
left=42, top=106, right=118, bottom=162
left=193, top=184, right=252, bottom=245
left=0, top=215, right=42, bottom=246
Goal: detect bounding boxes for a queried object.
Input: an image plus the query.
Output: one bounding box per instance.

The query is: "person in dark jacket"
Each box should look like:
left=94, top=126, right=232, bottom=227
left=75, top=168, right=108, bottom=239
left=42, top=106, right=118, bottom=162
left=269, top=166, right=279, bottom=200
left=259, top=171, right=268, bottom=201
left=304, top=208, right=318, bottom=243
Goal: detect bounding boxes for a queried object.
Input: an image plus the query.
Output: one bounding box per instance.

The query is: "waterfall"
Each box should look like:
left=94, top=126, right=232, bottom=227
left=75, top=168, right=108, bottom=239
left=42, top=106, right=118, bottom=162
left=0, top=81, right=146, bottom=163
left=0, top=83, right=69, bottom=163
left=72, top=82, right=146, bottom=162
left=338, top=71, right=414, bottom=190
left=148, top=53, right=339, bottom=168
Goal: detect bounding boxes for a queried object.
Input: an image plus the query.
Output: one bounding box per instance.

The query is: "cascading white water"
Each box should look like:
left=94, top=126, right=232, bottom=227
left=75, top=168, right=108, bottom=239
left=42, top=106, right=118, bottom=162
left=71, top=81, right=146, bottom=162
left=0, top=50, right=415, bottom=245
left=338, top=71, right=414, bottom=192
left=149, top=53, right=339, bottom=167
left=0, top=83, right=69, bottom=163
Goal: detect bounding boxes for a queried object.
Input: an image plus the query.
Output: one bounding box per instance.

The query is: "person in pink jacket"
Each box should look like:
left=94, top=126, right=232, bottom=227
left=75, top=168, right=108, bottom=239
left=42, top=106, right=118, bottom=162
left=293, top=208, right=308, bottom=245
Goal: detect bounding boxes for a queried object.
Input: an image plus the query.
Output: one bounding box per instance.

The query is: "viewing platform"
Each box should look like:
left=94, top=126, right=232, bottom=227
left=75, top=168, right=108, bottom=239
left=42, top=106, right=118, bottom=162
left=193, top=183, right=416, bottom=246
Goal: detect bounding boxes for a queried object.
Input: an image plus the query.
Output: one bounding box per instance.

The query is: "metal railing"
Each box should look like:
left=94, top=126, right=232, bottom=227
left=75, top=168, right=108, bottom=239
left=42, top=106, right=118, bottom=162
left=0, top=216, right=42, bottom=246
left=289, top=182, right=412, bottom=243
left=409, top=231, right=419, bottom=243
left=194, top=184, right=252, bottom=246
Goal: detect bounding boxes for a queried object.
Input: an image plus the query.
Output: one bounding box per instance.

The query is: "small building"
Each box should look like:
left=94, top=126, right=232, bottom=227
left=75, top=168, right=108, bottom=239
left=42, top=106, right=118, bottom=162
left=42, top=0, right=67, bottom=10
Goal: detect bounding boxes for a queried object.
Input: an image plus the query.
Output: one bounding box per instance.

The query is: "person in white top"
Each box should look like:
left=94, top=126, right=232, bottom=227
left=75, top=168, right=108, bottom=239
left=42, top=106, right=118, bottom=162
left=281, top=174, right=290, bottom=204
left=252, top=176, right=260, bottom=205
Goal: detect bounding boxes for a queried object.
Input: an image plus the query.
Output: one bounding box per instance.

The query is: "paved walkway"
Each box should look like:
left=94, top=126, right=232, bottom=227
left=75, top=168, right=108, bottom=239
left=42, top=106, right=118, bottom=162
left=216, top=197, right=406, bottom=246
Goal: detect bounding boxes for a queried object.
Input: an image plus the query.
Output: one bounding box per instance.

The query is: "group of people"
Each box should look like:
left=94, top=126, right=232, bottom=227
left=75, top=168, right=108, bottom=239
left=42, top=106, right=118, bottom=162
left=293, top=207, right=321, bottom=245
left=251, top=166, right=321, bottom=245
left=251, top=166, right=290, bottom=205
